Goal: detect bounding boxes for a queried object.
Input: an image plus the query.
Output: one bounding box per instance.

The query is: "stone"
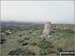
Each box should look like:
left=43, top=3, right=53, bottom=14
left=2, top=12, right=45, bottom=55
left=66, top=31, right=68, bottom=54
left=42, top=22, right=51, bottom=38
left=51, top=29, right=55, bottom=33
left=64, top=27, right=69, bottom=30
left=22, top=42, right=28, bottom=46
left=23, top=35, right=30, bottom=40
left=33, top=33, right=36, bottom=35
left=48, top=35, right=53, bottom=38
left=0, top=33, right=5, bottom=36
left=5, top=30, right=12, bottom=35
left=40, top=37, right=45, bottom=41
left=60, top=34, right=63, bottom=36
left=40, top=35, right=44, bottom=38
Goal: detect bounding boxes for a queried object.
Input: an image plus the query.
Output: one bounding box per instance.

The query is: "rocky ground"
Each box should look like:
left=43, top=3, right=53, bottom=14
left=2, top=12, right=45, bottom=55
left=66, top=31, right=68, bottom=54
left=0, top=24, right=75, bottom=56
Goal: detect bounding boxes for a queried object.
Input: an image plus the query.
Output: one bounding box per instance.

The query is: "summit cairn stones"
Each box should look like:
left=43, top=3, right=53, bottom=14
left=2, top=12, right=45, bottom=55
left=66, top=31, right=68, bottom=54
left=42, top=22, right=51, bottom=38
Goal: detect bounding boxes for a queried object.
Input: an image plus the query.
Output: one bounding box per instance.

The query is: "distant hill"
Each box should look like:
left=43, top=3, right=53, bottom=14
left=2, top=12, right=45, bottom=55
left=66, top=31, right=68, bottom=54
left=1, top=21, right=43, bottom=26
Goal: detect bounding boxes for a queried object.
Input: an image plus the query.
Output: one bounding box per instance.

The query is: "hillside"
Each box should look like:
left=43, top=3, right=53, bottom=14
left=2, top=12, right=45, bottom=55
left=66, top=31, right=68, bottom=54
left=0, top=24, right=75, bottom=56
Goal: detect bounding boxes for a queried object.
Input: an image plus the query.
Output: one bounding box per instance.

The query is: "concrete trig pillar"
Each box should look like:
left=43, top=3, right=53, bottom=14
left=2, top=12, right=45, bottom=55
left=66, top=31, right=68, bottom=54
left=42, top=22, right=51, bottom=38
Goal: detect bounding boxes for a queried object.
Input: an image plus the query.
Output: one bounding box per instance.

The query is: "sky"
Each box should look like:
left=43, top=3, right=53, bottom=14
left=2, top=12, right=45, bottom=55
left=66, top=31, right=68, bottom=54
left=1, top=1, right=74, bottom=24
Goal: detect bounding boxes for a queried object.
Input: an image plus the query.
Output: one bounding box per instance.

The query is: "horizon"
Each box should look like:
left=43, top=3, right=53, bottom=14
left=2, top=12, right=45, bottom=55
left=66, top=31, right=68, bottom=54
left=1, top=20, right=74, bottom=24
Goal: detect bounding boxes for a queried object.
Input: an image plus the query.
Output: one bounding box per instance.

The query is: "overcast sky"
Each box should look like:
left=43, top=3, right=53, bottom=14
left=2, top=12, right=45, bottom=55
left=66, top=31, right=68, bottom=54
left=1, top=1, right=74, bottom=24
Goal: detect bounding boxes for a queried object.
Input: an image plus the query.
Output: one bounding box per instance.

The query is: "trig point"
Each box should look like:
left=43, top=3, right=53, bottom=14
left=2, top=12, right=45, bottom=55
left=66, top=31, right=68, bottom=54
left=42, top=22, right=51, bottom=38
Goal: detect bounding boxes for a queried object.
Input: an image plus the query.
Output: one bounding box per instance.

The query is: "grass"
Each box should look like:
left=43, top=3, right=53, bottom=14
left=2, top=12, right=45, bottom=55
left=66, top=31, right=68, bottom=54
left=0, top=24, right=75, bottom=56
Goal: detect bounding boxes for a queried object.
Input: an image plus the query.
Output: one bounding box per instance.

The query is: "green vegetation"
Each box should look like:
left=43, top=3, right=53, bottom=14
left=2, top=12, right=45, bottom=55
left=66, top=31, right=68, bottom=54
left=38, top=39, right=53, bottom=49
left=8, top=47, right=36, bottom=55
left=0, top=37, right=6, bottom=44
left=0, top=24, right=75, bottom=56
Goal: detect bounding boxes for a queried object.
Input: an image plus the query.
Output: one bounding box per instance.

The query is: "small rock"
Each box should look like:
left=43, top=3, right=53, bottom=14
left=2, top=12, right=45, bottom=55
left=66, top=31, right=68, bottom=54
left=40, top=35, right=44, bottom=38
left=23, top=35, right=30, bottom=40
left=60, top=34, right=63, bottom=36
left=51, top=29, right=55, bottom=33
left=64, top=28, right=69, bottom=29
left=48, top=35, right=53, bottom=38
left=5, top=30, right=12, bottom=35
left=0, top=33, right=5, bottom=36
left=33, top=33, right=36, bottom=35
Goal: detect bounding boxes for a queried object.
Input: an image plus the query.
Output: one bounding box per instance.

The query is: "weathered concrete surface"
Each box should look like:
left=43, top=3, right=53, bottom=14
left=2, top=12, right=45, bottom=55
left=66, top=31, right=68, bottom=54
left=42, top=22, right=51, bottom=38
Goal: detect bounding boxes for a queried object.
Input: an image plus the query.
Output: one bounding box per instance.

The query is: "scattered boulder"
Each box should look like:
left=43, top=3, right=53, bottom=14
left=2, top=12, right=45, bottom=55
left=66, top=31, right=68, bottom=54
left=64, top=27, right=69, bottom=30
left=17, top=39, right=24, bottom=43
left=33, top=33, right=36, bottom=36
left=18, top=34, right=30, bottom=40
left=8, top=50, right=16, bottom=55
left=23, top=35, right=30, bottom=40
left=0, top=33, right=5, bottom=36
left=39, top=36, right=45, bottom=41
left=51, top=29, right=55, bottom=33
left=48, top=35, right=53, bottom=38
left=14, top=30, right=17, bottom=32
left=5, top=30, right=12, bottom=35
left=22, top=42, right=28, bottom=46
left=60, top=34, right=63, bottom=36
left=40, top=35, right=44, bottom=38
